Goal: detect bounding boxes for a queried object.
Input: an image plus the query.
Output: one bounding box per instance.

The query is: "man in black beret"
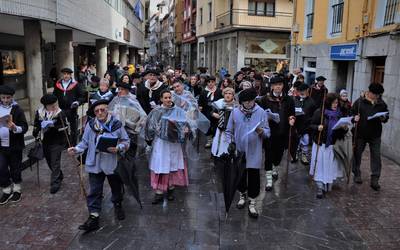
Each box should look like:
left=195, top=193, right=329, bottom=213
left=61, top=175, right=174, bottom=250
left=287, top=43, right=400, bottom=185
left=33, top=94, right=68, bottom=194
left=53, top=67, right=85, bottom=145
left=143, top=68, right=168, bottom=112
left=0, top=85, right=28, bottom=205
left=352, top=83, right=389, bottom=191
left=310, top=75, right=328, bottom=109
left=258, top=77, right=295, bottom=191
left=291, top=83, right=317, bottom=165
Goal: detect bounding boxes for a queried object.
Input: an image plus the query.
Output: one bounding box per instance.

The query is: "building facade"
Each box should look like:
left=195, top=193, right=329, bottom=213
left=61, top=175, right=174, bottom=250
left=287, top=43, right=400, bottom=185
left=182, top=0, right=198, bottom=74
left=0, top=0, right=145, bottom=120
left=196, top=0, right=293, bottom=75
left=291, top=0, right=400, bottom=163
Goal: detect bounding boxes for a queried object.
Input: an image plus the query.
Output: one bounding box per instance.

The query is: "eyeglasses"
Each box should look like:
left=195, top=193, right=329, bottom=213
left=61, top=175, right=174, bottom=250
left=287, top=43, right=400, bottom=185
left=94, top=108, right=107, bottom=114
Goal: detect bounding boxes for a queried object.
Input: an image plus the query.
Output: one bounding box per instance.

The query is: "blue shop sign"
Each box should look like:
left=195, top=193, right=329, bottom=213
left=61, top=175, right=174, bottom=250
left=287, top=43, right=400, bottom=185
left=330, top=44, right=357, bottom=61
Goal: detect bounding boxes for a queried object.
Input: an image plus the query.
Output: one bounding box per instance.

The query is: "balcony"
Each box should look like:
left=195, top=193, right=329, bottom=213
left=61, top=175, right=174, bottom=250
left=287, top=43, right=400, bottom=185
left=215, top=9, right=292, bottom=31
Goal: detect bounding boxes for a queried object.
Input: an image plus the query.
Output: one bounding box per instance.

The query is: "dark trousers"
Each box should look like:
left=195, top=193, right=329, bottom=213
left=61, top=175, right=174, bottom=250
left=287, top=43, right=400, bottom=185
left=43, top=143, right=64, bottom=188
left=0, top=148, right=22, bottom=188
left=66, top=110, right=78, bottom=146
left=264, top=135, right=286, bottom=171
left=353, top=137, right=382, bottom=179
left=238, top=168, right=260, bottom=199
left=87, top=172, right=124, bottom=214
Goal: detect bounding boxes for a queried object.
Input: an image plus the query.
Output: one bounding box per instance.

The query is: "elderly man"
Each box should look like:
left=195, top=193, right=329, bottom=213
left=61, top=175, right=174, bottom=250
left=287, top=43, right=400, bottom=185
left=310, top=76, right=328, bottom=109
left=68, top=99, right=130, bottom=232
left=144, top=69, right=168, bottom=110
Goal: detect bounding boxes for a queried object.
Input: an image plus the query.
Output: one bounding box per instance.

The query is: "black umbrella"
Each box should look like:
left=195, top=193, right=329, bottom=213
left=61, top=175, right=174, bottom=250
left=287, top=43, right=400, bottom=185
left=115, top=154, right=142, bottom=209
left=220, top=143, right=246, bottom=216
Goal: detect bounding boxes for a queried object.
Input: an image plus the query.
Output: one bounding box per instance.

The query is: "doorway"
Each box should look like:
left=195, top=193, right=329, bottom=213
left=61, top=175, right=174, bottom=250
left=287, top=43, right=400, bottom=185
left=335, top=61, right=348, bottom=92
left=371, top=57, right=386, bottom=84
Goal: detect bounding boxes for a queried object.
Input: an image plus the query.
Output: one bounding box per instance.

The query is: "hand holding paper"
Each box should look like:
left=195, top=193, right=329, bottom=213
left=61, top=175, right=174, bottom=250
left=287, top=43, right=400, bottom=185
left=332, top=116, right=353, bottom=130
left=367, top=112, right=388, bottom=121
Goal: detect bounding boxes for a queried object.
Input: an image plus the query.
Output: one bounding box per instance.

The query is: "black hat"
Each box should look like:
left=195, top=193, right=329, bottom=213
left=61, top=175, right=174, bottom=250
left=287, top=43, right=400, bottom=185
left=60, top=67, right=73, bottom=74
left=144, top=69, right=160, bottom=76
left=116, top=82, right=131, bottom=90
left=316, top=76, right=327, bottom=81
left=368, top=83, right=384, bottom=95
left=254, top=74, right=263, bottom=81
left=269, top=77, right=284, bottom=85
left=40, top=94, right=58, bottom=105
left=238, top=88, right=257, bottom=103
left=293, top=81, right=303, bottom=89
left=0, top=85, right=15, bottom=96
left=131, top=72, right=141, bottom=79
left=91, top=76, right=100, bottom=83
left=198, top=67, right=208, bottom=74
left=297, top=83, right=309, bottom=92
left=91, top=99, right=109, bottom=112
left=208, top=76, right=216, bottom=81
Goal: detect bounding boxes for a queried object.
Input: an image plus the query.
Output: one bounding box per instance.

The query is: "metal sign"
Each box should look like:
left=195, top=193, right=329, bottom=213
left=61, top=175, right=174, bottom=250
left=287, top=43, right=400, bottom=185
left=330, top=43, right=357, bottom=61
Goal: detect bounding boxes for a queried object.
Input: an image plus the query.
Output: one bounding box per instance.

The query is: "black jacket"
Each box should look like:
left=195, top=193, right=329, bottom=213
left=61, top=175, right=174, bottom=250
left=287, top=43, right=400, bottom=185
left=53, top=79, right=86, bottom=112
left=351, top=97, right=389, bottom=139
left=293, top=96, right=317, bottom=135
left=309, top=84, right=328, bottom=109
left=310, top=108, right=348, bottom=145
left=1, top=104, right=28, bottom=150
left=32, top=110, right=68, bottom=146
left=258, top=93, right=295, bottom=137
left=134, top=83, right=152, bottom=114
left=198, top=88, right=223, bottom=120
left=147, top=83, right=169, bottom=107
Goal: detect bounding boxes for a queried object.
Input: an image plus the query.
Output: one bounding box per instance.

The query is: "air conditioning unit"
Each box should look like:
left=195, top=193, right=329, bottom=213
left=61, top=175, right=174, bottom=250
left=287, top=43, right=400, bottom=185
left=292, top=23, right=299, bottom=33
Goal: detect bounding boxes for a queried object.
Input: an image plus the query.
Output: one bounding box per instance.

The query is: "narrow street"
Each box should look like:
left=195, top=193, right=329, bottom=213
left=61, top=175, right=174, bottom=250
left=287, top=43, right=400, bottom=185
left=1, top=139, right=399, bottom=249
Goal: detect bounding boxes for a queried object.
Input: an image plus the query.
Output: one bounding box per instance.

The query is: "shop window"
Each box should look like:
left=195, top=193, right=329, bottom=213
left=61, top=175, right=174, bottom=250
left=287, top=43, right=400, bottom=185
left=245, top=37, right=287, bottom=55
left=371, top=57, right=386, bottom=84
left=1, top=50, right=25, bottom=76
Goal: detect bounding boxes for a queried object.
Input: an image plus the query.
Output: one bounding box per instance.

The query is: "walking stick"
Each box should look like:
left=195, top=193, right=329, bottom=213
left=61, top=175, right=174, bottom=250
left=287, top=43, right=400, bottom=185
left=349, top=93, right=362, bottom=184
left=60, top=114, right=87, bottom=197
left=285, top=126, right=293, bottom=188
left=311, top=91, right=327, bottom=179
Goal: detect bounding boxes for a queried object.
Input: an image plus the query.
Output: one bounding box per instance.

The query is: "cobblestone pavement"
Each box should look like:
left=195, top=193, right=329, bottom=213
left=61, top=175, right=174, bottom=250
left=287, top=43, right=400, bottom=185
left=1, top=145, right=400, bottom=249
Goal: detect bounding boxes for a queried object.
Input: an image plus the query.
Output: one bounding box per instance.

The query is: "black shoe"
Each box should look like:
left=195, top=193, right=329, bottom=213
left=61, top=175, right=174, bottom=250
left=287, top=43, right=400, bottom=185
left=114, top=203, right=125, bottom=220
left=9, top=192, right=21, bottom=203
left=167, top=189, right=175, bottom=201
left=354, top=175, right=363, bottom=184
left=78, top=215, right=100, bottom=232
left=152, top=193, right=164, bottom=205
left=0, top=193, right=13, bottom=205
left=316, top=189, right=324, bottom=199
left=370, top=178, right=381, bottom=191
left=50, top=185, right=60, bottom=194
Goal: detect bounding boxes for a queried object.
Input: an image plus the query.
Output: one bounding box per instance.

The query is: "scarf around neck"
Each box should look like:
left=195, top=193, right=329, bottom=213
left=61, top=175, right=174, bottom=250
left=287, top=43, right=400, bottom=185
left=324, top=109, right=341, bottom=146
left=38, top=106, right=62, bottom=121
left=145, top=80, right=163, bottom=98
left=205, top=86, right=217, bottom=101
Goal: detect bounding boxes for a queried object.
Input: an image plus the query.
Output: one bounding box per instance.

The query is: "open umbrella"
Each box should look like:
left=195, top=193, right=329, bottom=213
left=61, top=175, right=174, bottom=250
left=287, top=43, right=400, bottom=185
left=115, top=154, right=142, bottom=208
left=219, top=143, right=246, bottom=216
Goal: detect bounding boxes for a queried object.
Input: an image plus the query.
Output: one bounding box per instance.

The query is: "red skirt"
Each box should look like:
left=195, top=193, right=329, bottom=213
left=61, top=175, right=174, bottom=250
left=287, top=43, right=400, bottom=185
left=150, top=162, right=189, bottom=192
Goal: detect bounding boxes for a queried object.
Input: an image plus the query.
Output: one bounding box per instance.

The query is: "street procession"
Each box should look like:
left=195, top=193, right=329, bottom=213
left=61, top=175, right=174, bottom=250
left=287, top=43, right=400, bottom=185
left=0, top=0, right=399, bottom=249
left=0, top=62, right=389, bottom=226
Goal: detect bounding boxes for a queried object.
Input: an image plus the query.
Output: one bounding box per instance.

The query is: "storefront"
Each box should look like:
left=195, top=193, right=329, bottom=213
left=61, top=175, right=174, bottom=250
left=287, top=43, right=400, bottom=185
left=330, top=43, right=357, bottom=93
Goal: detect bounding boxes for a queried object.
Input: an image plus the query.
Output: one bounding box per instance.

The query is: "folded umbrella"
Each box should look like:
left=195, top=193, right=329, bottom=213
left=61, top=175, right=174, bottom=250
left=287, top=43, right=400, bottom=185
left=115, top=154, right=142, bottom=208
left=333, top=131, right=353, bottom=184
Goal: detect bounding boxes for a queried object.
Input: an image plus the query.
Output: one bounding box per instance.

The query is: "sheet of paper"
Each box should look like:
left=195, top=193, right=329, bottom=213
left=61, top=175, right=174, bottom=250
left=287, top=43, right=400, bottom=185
left=367, top=111, right=389, bottom=121
left=242, top=121, right=261, bottom=140
left=332, top=116, right=353, bottom=130
left=0, top=108, right=11, bottom=119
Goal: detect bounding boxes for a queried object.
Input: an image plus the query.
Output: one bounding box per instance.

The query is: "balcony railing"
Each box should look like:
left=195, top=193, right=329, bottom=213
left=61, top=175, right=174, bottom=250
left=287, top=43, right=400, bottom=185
left=305, top=13, right=314, bottom=38
left=331, top=2, right=344, bottom=34
left=384, top=0, right=399, bottom=26
left=215, top=9, right=292, bottom=30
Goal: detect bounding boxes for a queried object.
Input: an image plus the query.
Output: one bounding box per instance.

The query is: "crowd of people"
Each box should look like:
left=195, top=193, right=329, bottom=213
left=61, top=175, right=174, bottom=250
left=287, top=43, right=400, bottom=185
left=0, top=62, right=389, bottom=231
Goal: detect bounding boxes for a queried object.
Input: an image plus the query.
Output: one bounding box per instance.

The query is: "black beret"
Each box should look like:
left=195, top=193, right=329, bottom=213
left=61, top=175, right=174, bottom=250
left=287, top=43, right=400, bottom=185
left=198, top=67, right=208, bottom=74
left=208, top=76, right=216, bottom=81
left=238, top=88, right=257, bottom=103
left=90, top=99, right=109, bottom=113
left=91, top=76, right=100, bottom=83
left=144, top=69, right=160, bottom=76
left=316, top=76, right=327, bottom=81
left=297, top=83, right=309, bottom=92
left=116, top=82, right=131, bottom=90
left=368, top=83, right=384, bottom=95
left=254, top=74, right=263, bottom=81
left=131, top=72, right=142, bottom=79
left=0, top=85, right=15, bottom=95
left=60, top=67, right=73, bottom=74
left=269, top=77, right=284, bottom=85
left=40, top=94, right=58, bottom=105
left=293, top=81, right=303, bottom=89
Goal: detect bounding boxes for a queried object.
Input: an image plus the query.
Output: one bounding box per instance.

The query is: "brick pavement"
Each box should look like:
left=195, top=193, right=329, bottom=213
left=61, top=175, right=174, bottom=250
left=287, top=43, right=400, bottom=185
left=0, top=146, right=399, bottom=249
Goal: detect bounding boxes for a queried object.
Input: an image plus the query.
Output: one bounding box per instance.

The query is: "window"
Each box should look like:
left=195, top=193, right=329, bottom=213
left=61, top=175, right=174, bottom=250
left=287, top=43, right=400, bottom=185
left=330, top=0, right=344, bottom=34
left=304, top=0, right=314, bottom=38
left=384, top=0, right=399, bottom=26
left=208, top=2, right=212, bottom=21
left=248, top=0, right=275, bottom=16
left=200, top=7, right=203, bottom=24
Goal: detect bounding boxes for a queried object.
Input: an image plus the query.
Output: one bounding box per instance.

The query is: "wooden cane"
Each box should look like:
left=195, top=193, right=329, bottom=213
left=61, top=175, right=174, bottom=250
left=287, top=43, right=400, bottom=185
left=285, top=126, right=293, bottom=188
left=311, top=91, right=327, bottom=179
left=60, top=114, right=87, bottom=197
left=349, top=92, right=362, bottom=184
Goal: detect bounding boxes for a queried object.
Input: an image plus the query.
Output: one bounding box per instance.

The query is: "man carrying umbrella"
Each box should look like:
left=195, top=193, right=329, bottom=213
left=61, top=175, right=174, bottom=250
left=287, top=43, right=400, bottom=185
left=226, top=88, right=270, bottom=218
left=67, top=99, right=130, bottom=233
